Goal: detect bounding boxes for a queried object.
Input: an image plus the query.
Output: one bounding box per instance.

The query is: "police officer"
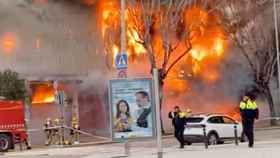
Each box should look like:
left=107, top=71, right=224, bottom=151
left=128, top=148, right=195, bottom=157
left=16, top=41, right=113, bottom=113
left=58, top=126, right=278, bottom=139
left=240, top=95, right=259, bottom=148
left=169, top=106, right=191, bottom=148
left=168, top=106, right=181, bottom=127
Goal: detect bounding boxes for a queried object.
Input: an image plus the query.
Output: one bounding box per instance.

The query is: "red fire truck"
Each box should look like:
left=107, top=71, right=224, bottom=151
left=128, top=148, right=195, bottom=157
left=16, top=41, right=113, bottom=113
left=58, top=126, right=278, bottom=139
left=0, top=100, right=30, bottom=152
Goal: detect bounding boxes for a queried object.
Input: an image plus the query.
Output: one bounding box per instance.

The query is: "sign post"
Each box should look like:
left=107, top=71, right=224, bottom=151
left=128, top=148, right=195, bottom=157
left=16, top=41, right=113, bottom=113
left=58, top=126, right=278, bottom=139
left=115, top=53, right=128, bottom=78
left=153, top=69, right=163, bottom=158
left=116, top=0, right=128, bottom=79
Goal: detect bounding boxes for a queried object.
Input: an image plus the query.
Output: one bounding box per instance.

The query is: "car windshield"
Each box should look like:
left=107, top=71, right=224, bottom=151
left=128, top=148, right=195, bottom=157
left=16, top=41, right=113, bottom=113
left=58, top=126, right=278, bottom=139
left=186, top=117, right=204, bottom=123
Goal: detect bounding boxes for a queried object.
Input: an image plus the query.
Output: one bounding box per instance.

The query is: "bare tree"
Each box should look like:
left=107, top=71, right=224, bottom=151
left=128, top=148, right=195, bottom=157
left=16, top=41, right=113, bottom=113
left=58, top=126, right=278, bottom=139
left=127, top=0, right=193, bottom=133
left=127, top=0, right=227, bottom=132
left=102, top=0, right=227, bottom=133
left=220, top=0, right=279, bottom=123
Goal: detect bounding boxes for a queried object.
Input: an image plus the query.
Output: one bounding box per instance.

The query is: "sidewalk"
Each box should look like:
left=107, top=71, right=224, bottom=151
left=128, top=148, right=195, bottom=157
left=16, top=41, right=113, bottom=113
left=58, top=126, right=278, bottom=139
left=4, top=139, right=280, bottom=158
left=3, top=127, right=280, bottom=158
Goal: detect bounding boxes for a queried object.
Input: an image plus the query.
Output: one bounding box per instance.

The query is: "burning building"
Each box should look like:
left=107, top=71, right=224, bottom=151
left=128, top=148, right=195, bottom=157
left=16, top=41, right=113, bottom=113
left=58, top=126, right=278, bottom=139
left=0, top=0, right=276, bottom=145
left=0, top=0, right=109, bottom=145
left=98, top=0, right=275, bottom=131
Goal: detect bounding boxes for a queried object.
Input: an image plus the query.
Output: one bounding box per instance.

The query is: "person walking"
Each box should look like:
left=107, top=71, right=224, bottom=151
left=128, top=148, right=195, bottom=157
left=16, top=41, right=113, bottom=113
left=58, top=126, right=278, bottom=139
left=169, top=106, right=191, bottom=148
left=168, top=106, right=180, bottom=128
left=240, top=95, right=259, bottom=148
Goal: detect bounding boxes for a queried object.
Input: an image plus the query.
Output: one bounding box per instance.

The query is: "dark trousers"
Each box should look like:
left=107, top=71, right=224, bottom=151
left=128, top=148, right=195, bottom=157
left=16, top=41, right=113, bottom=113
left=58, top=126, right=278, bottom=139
left=174, top=127, right=185, bottom=146
left=242, top=118, right=255, bottom=147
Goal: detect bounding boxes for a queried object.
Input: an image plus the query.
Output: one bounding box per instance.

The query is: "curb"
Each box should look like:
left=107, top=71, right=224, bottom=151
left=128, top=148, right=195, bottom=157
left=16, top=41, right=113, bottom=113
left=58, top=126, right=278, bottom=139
left=255, top=126, right=280, bottom=131
left=57, top=134, right=175, bottom=148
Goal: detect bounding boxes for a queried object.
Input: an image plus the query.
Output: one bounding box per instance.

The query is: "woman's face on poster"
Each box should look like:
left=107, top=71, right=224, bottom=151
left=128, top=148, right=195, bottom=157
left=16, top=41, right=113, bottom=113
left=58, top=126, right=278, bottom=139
left=119, top=102, right=128, bottom=113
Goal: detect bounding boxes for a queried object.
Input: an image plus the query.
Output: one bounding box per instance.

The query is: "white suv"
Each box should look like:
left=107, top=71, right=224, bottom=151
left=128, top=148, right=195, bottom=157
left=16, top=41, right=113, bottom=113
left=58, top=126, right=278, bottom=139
left=183, top=114, right=243, bottom=145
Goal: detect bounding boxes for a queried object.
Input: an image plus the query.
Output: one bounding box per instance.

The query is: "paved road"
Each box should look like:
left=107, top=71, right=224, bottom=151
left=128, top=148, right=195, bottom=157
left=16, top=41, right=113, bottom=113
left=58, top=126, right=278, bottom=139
left=2, top=128, right=280, bottom=158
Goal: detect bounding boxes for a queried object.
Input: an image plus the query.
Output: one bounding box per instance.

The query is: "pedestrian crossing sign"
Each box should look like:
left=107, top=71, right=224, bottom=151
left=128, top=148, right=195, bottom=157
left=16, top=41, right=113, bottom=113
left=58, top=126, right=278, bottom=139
left=115, top=53, right=128, bottom=70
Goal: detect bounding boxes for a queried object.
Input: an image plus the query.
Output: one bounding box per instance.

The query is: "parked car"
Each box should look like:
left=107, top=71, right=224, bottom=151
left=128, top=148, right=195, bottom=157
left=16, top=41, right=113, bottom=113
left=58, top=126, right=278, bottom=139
left=183, top=114, right=243, bottom=145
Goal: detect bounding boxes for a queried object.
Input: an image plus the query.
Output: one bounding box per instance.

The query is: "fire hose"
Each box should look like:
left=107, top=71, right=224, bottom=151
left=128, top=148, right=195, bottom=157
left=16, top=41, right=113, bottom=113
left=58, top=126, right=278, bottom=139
left=45, top=125, right=94, bottom=137
left=41, top=125, right=108, bottom=145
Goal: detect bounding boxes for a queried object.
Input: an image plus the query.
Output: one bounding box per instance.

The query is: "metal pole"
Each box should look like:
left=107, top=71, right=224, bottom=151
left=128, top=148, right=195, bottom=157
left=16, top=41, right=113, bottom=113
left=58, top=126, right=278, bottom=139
left=274, top=0, right=280, bottom=108
left=153, top=68, right=163, bottom=158
left=203, top=125, right=208, bottom=149
left=234, top=124, right=238, bottom=146
left=117, top=0, right=128, bottom=78
left=121, top=0, right=126, bottom=54
left=124, top=139, right=130, bottom=156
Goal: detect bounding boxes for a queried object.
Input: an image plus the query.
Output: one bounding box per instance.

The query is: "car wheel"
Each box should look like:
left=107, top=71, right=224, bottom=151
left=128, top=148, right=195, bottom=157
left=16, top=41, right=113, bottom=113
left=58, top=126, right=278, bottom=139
left=208, top=133, right=218, bottom=145
left=0, top=134, right=11, bottom=152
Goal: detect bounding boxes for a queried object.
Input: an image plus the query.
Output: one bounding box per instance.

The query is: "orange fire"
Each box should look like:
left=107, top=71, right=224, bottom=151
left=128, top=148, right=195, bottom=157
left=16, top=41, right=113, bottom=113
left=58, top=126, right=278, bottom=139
left=218, top=105, right=241, bottom=121
left=32, top=84, right=55, bottom=104
left=185, top=6, right=227, bottom=82
left=100, top=2, right=227, bottom=82
left=1, top=32, right=17, bottom=53
left=99, top=1, right=237, bottom=119
left=100, top=0, right=146, bottom=62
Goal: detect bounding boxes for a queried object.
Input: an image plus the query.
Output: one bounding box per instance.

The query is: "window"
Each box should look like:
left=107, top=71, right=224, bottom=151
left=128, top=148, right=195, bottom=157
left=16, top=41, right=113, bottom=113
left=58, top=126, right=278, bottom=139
left=186, top=117, right=204, bottom=123
left=223, top=117, right=236, bottom=124
left=207, top=116, right=224, bottom=124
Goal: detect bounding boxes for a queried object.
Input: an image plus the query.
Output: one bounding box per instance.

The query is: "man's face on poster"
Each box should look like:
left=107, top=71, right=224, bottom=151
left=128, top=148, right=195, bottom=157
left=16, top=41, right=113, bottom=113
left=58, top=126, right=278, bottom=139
left=136, top=93, right=149, bottom=108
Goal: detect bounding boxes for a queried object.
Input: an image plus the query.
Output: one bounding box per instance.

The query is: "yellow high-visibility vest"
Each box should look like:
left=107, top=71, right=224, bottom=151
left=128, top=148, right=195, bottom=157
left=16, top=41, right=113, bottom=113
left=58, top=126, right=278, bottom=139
left=179, top=111, right=191, bottom=118
left=240, top=99, right=257, bottom=110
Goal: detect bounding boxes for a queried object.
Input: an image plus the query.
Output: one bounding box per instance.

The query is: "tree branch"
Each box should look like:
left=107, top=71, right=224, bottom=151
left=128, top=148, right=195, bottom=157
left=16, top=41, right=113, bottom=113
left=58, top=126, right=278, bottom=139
left=165, top=42, right=192, bottom=77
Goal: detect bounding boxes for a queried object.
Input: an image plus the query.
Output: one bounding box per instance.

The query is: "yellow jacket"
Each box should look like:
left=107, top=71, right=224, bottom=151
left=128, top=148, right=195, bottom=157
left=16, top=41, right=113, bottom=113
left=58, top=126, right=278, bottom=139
left=240, top=99, right=257, bottom=110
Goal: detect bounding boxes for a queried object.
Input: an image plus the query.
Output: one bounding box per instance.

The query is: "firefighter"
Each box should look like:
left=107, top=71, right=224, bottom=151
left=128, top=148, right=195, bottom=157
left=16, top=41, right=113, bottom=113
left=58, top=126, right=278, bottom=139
left=240, top=95, right=259, bottom=148
left=70, top=116, right=80, bottom=144
left=44, top=118, right=53, bottom=146
left=53, top=118, right=61, bottom=145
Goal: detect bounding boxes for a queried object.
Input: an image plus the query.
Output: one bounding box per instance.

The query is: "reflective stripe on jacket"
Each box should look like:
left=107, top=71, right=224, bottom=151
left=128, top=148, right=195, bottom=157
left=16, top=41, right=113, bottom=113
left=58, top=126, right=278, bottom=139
left=240, top=99, right=257, bottom=110
left=240, top=99, right=258, bottom=119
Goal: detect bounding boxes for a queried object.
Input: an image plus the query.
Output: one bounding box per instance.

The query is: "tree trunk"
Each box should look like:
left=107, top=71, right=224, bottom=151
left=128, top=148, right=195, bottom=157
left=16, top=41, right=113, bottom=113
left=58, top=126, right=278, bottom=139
left=159, top=82, right=166, bottom=134
left=263, top=85, right=278, bottom=126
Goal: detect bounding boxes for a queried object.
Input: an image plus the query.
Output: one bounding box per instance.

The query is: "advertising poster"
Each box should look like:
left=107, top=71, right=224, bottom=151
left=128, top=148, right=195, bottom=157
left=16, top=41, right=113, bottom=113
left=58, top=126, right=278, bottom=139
left=109, top=78, right=155, bottom=140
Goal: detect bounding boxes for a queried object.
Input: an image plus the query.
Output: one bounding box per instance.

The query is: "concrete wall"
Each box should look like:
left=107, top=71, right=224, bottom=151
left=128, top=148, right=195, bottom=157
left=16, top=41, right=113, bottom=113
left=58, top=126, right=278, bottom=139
left=0, top=0, right=104, bottom=77
left=0, top=1, right=111, bottom=144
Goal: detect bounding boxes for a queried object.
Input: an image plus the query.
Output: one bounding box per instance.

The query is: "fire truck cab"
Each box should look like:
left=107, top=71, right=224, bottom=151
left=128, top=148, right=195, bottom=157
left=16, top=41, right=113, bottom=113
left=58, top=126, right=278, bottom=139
left=0, top=100, right=29, bottom=152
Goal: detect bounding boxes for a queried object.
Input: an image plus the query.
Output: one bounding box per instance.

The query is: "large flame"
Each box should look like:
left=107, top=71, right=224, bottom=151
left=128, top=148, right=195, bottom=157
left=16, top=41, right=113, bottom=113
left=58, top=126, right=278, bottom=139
left=100, top=2, right=227, bottom=81
left=32, top=84, right=55, bottom=104
left=99, top=2, right=235, bottom=116
left=100, top=0, right=146, bottom=61
left=185, top=6, right=227, bottom=82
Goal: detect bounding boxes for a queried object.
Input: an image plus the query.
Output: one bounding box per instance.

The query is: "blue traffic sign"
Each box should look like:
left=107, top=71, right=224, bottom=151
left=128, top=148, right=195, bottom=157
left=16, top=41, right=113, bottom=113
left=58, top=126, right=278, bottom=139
left=115, top=53, right=128, bottom=69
